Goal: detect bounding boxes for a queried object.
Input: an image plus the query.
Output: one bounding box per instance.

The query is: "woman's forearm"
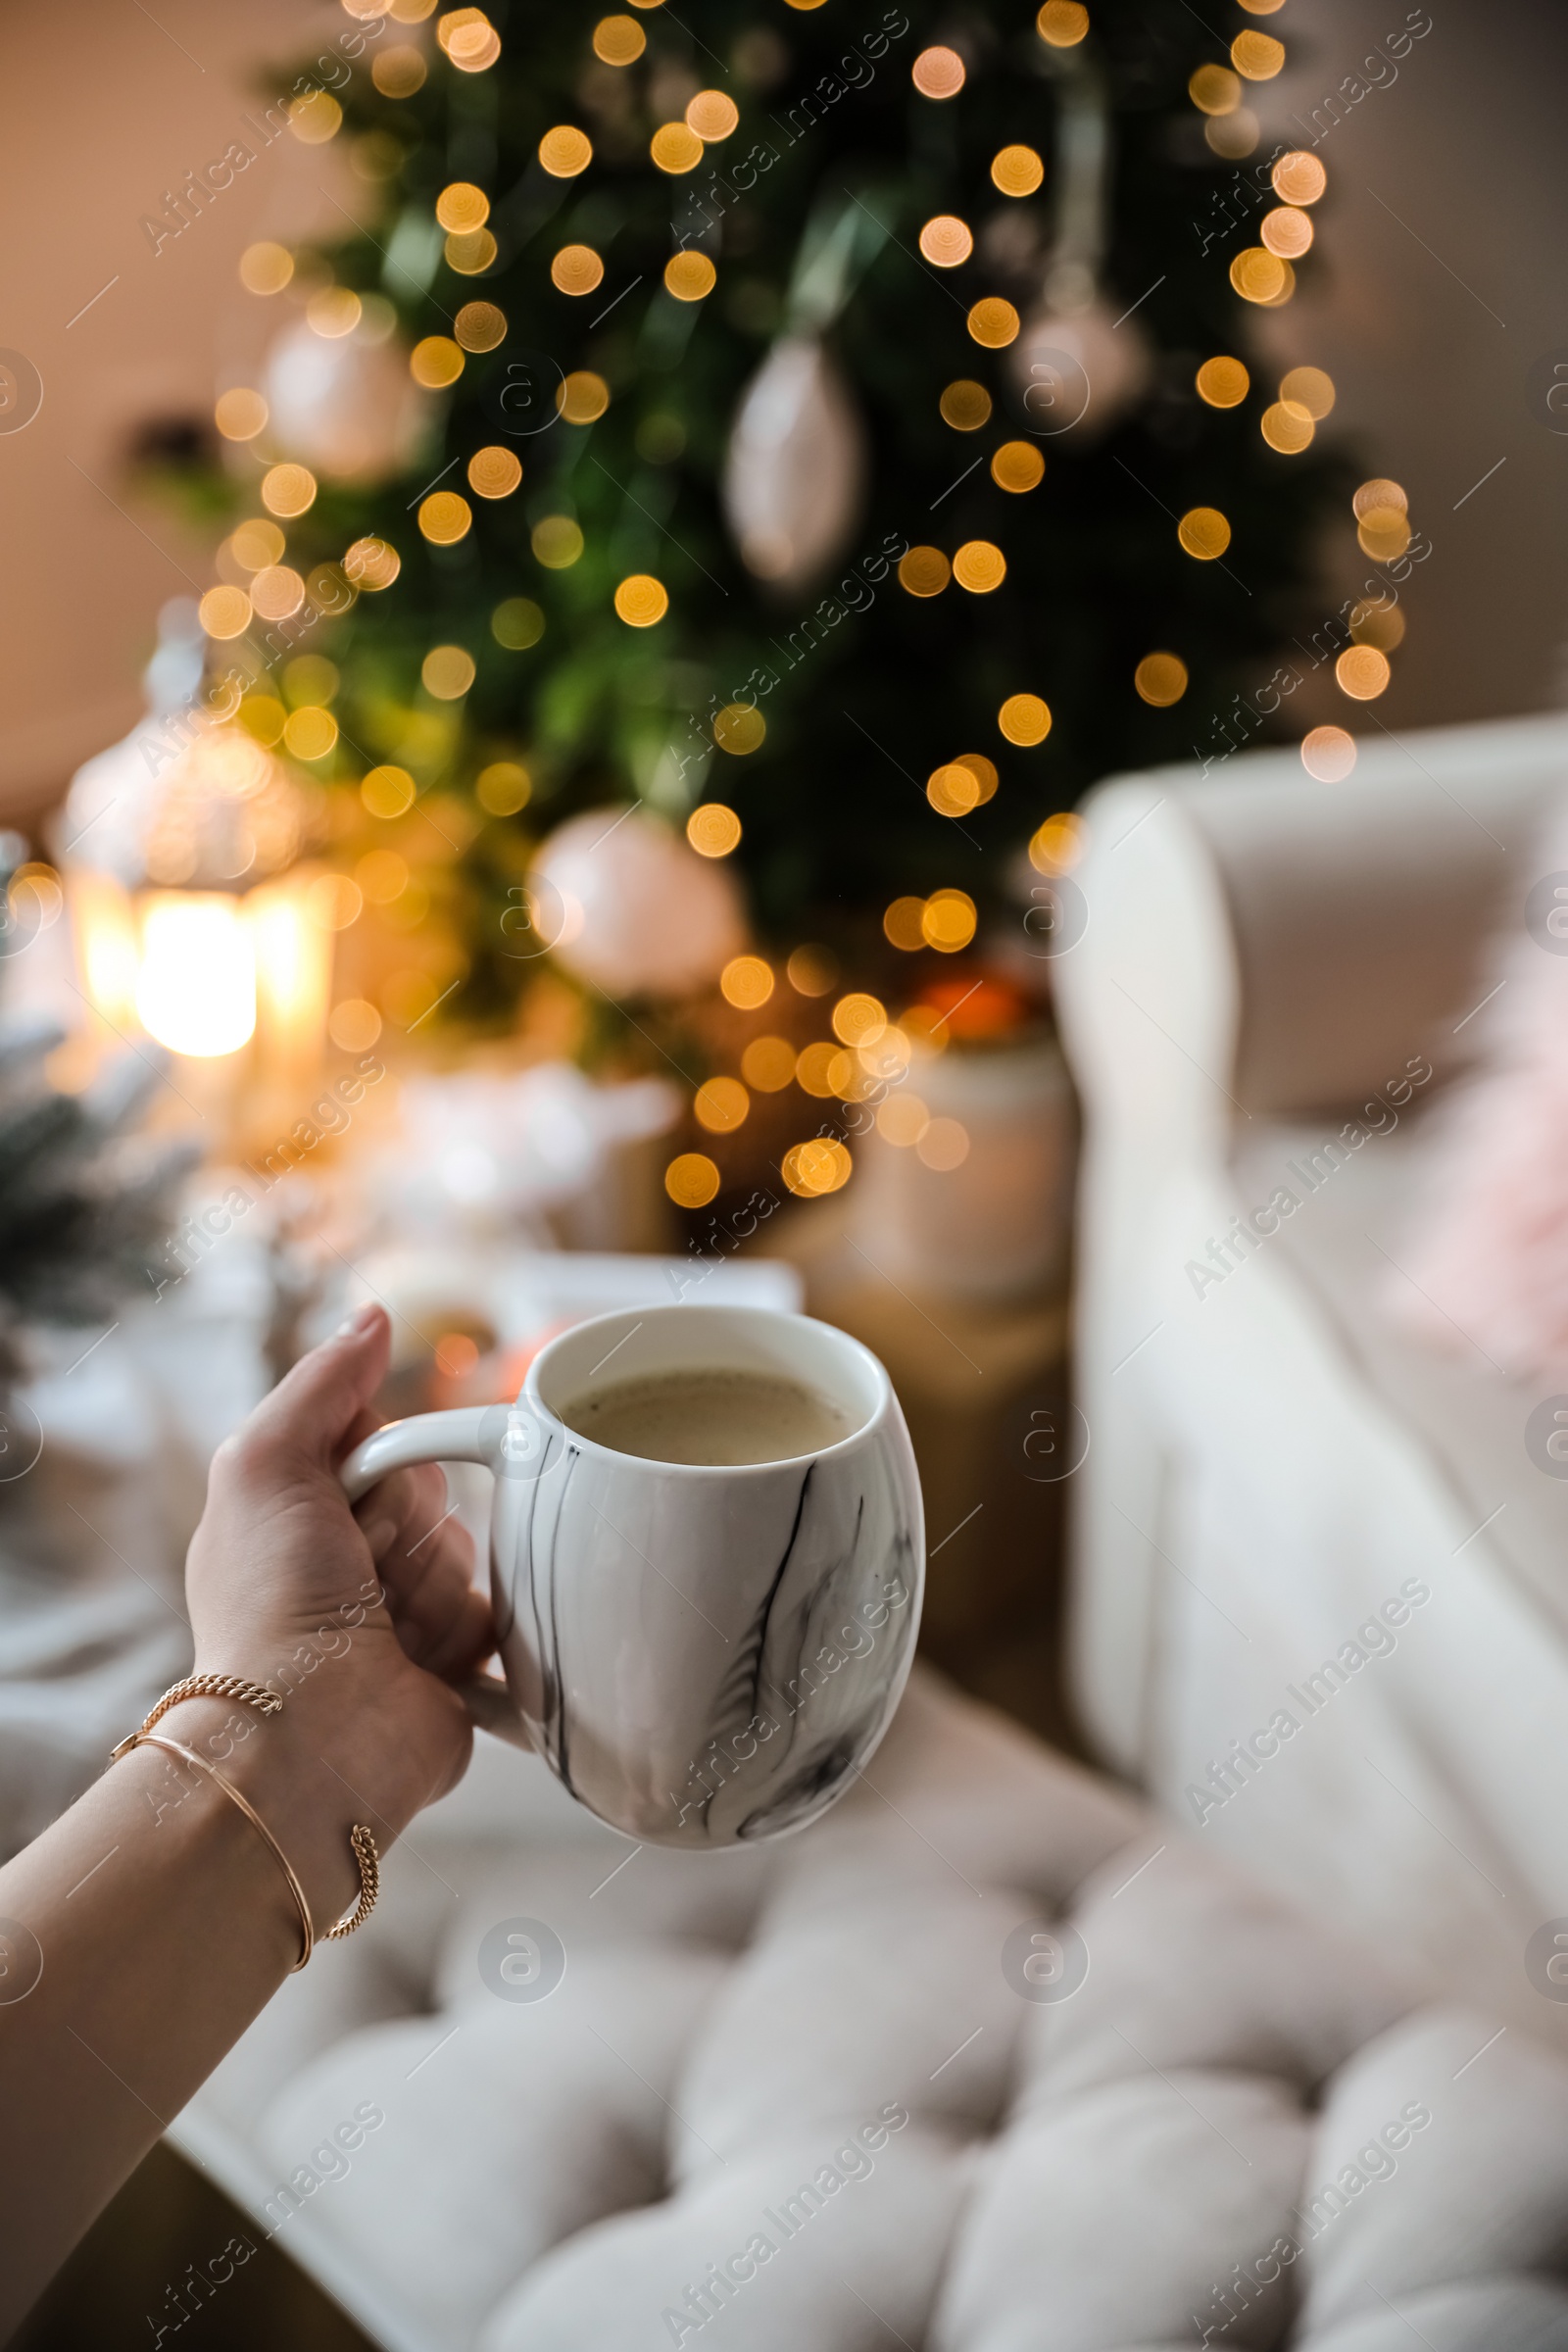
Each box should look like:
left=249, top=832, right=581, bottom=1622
left=0, top=1694, right=368, bottom=2330
left=0, top=1307, right=486, bottom=2329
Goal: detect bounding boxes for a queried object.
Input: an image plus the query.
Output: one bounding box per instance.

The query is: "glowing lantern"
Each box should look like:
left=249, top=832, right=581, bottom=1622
left=135, top=894, right=257, bottom=1057
left=61, top=602, right=332, bottom=1074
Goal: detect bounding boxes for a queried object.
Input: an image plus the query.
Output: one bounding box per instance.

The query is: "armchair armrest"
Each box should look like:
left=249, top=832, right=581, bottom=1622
left=1051, top=710, right=1568, bottom=1776
left=1074, top=714, right=1567, bottom=1124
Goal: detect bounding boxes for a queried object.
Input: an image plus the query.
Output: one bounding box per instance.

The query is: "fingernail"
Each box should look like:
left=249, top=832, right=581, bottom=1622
left=361, top=1516, right=397, bottom=1556
left=333, top=1303, right=380, bottom=1342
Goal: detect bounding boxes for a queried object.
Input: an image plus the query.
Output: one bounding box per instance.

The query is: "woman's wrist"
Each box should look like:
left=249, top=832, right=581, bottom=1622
left=152, top=1681, right=411, bottom=1932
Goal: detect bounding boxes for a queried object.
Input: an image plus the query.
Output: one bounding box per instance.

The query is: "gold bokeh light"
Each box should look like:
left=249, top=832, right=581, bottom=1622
left=539, top=125, right=593, bottom=177
left=665, top=1152, right=719, bottom=1207
left=418, top=491, right=472, bottom=544
left=1189, top=64, right=1240, bottom=114
left=1261, top=400, right=1314, bottom=454
left=436, top=182, right=489, bottom=233
left=262, top=464, right=318, bottom=517
left=1261, top=206, right=1313, bottom=260
left=1196, top=355, right=1250, bottom=408
left=999, top=693, right=1052, bottom=746
left=921, top=890, right=977, bottom=952
left=1135, top=653, right=1189, bottom=706
left=1231, top=28, right=1285, bottom=76
left=199, top=586, right=252, bottom=640
left=456, top=301, right=505, bottom=350
left=552, top=245, right=604, bottom=295
left=467, top=445, right=522, bottom=498
left=687, top=804, right=742, bottom=857
left=992, top=145, right=1044, bottom=197
left=593, top=15, right=646, bottom=64
left=1178, top=506, right=1231, bottom=560
left=250, top=564, right=306, bottom=621
left=421, top=645, right=476, bottom=699
left=1230, top=246, right=1287, bottom=303
left=532, top=515, right=584, bottom=567
left=954, top=540, right=1006, bottom=593
left=695, top=1077, right=749, bottom=1133
left=956, top=752, right=999, bottom=804
left=476, top=762, right=531, bottom=815
left=557, top=370, right=610, bottom=422
left=900, top=546, right=951, bottom=598
left=1349, top=598, right=1405, bottom=652
left=884, top=897, right=927, bottom=952
left=372, top=47, right=427, bottom=97
left=411, top=336, right=465, bottom=388
left=362, top=765, right=416, bottom=818
left=720, top=955, right=774, bottom=1009
left=1281, top=365, right=1335, bottom=418
left=215, top=387, right=268, bottom=441
left=1336, top=645, right=1391, bottom=701
left=664, top=251, right=717, bottom=301
left=230, top=517, right=285, bottom=572
left=741, top=1036, right=797, bottom=1091
left=1273, top=150, right=1327, bottom=205
left=919, top=216, right=973, bottom=268
left=912, top=45, right=965, bottom=97
left=614, top=573, right=668, bottom=626
left=1354, top=477, right=1408, bottom=517
left=1300, top=725, right=1357, bottom=782
left=928, top=764, right=981, bottom=817
left=713, top=703, right=765, bottom=755
left=651, top=122, right=703, bottom=172
left=686, top=89, right=739, bottom=141
left=1037, top=1, right=1089, bottom=44
left=344, top=537, right=401, bottom=590
left=967, top=298, right=1020, bottom=348
left=446, top=228, right=498, bottom=276
left=992, top=441, right=1045, bottom=493
left=940, top=379, right=992, bottom=432
left=239, top=242, right=293, bottom=295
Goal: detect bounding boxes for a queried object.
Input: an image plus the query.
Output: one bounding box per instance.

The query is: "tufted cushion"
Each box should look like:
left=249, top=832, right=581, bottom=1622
left=174, top=1670, right=1568, bottom=2352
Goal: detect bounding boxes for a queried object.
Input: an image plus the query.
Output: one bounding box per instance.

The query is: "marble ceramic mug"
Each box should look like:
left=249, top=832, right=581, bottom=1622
left=340, top=1302, right=924, bottom=1848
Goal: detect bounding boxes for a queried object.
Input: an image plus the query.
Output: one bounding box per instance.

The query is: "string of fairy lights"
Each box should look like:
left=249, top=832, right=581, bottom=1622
left=179, top=0, right=1412, bottom=1217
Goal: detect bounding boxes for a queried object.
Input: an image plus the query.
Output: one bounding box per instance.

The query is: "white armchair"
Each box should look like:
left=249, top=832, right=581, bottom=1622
left=1054, top=711, right=1568, bottom=2046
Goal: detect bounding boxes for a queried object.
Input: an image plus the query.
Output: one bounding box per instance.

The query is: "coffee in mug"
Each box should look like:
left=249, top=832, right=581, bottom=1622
left=559, top=1368, right=854, bottom=1465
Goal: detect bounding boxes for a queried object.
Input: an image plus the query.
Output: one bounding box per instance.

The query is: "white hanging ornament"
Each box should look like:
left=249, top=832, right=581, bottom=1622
left=262, top=315, right=430, bottom=482
left=1009, top=59, right=1150, bottom=444
left=529, top=807, right=747, bottom=1000
left=1011, top=268, right=1151, bottom=445
left=723, top=336, right=865, bottom=596
left=722, top=197, right=887, bottom=596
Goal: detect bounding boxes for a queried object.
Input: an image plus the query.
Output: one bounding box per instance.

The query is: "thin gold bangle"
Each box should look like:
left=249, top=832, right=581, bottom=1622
left=132, top=1733, right=317, bottom=1971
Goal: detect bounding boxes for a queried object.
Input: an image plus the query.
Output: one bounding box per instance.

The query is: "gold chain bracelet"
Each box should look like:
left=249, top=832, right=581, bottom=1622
left=111, top=1677, right=380, bottom=1966
left=110, top=1674, right=281, bottom=1761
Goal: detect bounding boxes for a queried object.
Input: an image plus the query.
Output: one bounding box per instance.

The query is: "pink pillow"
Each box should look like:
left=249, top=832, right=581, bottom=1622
left=1389, top=815, right=1568, bottom=1380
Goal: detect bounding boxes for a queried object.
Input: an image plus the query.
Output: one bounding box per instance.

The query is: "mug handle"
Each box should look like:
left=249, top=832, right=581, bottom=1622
left=340, top=1407, right=532, bottom=1752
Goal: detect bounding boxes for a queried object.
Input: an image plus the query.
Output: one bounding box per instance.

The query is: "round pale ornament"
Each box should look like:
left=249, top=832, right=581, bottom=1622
left=263, top=319, right=430, bottom=482
left=1010, top=293, right=1150, bottom=443
left=530, top=807, right=747, bottom=999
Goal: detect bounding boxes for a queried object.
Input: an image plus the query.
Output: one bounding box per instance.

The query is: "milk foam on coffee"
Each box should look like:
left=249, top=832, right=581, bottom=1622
left=561, top=1368, right=855, bottom=1465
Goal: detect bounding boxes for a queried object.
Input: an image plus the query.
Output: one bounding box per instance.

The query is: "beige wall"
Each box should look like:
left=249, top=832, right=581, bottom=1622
left=0, top=0, right=350, bottom=823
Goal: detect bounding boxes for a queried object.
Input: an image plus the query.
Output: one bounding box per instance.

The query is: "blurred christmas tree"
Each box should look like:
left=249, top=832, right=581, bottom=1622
left=175, top=0, right=1348, bottom=1029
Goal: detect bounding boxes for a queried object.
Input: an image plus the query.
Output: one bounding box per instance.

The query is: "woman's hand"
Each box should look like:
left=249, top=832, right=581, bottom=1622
left=171, top=1302, right=493, bottom=1921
